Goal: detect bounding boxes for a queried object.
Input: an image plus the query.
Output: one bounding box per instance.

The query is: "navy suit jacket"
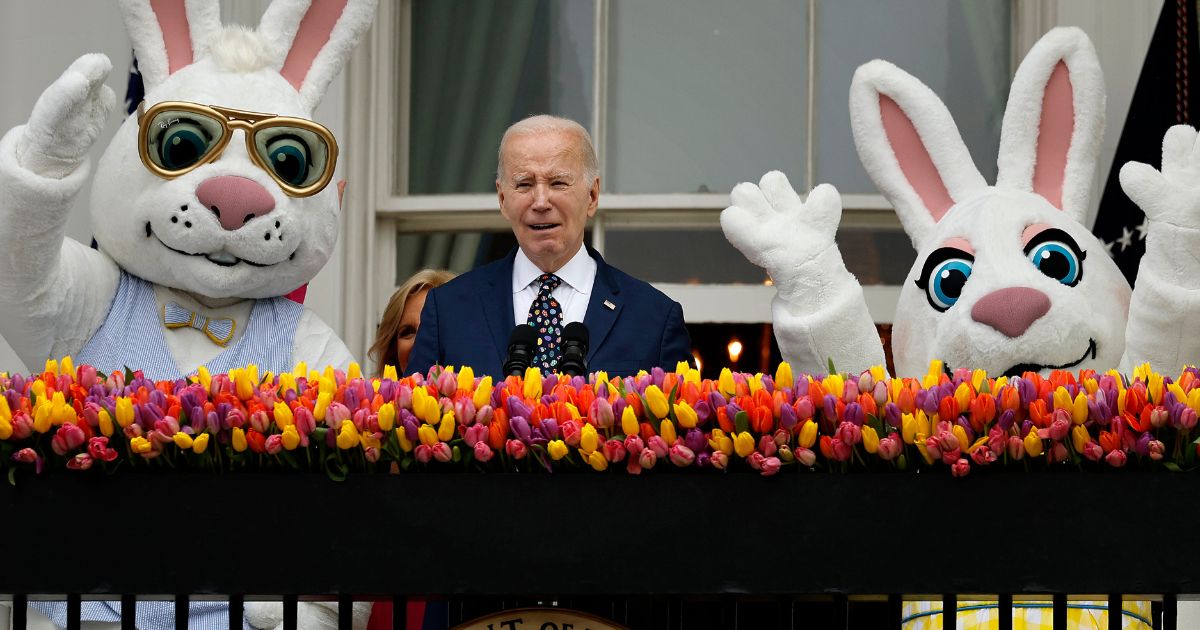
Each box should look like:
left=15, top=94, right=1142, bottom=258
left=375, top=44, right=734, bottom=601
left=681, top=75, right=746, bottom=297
left=407, top=247, right=692, bottom=378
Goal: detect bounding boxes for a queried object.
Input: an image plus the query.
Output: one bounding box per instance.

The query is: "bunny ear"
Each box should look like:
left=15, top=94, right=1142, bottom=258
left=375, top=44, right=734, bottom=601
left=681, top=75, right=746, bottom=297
left=258, top=0, right=378, bottom=111
left=996, top=27, right=1104, bottom=223
left=850, top=60, right=988, bottom=249
left=119, top=0, right=220, bottom=93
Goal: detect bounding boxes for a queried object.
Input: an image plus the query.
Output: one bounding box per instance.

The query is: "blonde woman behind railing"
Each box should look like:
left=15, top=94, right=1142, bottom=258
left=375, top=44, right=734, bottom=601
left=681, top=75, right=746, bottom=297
left=370, top=269, right=456, bottom=378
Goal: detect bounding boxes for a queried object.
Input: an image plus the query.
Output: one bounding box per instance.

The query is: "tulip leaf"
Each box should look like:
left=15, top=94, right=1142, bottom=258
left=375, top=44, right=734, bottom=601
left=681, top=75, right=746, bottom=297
left=323, top=454, right=348, bottom=482
left=734, top=410, right=750, bottom=434
left=123, top=366, right=136, bottom=384
left=1191, top=435, right=1200, bottom=445
left=827, top=357, right=837, bottom=376
left=6, top=468, right=15, bottom=487
left=451, top=445, right=461, bottom=463
left=1164, top=461, right=1182, bottom=472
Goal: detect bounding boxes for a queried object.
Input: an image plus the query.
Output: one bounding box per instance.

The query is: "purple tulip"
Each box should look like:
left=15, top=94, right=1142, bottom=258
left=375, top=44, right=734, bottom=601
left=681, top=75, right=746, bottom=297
left=997, top=409, right=1015, bottom=432
left=506, top=396, right=532, bottom=421
left=694, top=400, right=712, bottom=425
left=510, top=416, right=532, bottom=442
left=844, top=402, right=864, bottom=426
left=779, top=403, right=797, bottom=432
left=883, top=402, right=901, bottom=430
left=685, top=428, right=707, bottom=453
left=541, top=418, right=561, bottom=440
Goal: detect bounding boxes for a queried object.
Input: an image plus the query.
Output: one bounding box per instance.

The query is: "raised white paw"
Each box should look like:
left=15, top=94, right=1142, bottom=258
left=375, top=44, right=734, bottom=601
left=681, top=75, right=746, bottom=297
left=1120, top=124, right=1200, bottom=230
left=19, top=53, right=115, bottom=179
left=720, top=171, right=842, bottom=276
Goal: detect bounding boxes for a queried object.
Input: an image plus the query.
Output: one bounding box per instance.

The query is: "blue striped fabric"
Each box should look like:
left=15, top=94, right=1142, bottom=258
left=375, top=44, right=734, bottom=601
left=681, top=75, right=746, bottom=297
left=31, top=600, right=251, bottom=630
left=77, top=272, right=302, bottom=380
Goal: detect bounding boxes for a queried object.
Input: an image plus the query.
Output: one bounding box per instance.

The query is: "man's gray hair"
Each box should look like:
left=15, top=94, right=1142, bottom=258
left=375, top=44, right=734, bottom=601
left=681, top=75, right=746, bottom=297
left=496, top=115, right=599, bottom=183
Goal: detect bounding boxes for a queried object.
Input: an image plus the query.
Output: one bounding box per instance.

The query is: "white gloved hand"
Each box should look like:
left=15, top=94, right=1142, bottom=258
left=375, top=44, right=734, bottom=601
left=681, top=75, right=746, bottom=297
left=1120, top=124, right=1200, bottom=230
left=721, top=171, right=845, bottom=300
left=17, top=53, right=115, bottom=179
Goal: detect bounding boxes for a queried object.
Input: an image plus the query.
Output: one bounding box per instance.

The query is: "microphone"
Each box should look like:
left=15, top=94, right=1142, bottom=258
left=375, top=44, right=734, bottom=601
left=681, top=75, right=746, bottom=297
left=503, top=324, right=537, bottom=376
left=559, top=322, right=589, bottom=377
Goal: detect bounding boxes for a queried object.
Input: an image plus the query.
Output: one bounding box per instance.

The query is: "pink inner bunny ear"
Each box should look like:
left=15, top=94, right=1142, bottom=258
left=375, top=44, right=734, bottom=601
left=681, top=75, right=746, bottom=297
left=280, top=0, right=350, bottom=91
left=150, top=0, right=193, bottom=73
left=1031, top=62, right=1074, bottom=210
left=879, top=95, right=956, bottom=222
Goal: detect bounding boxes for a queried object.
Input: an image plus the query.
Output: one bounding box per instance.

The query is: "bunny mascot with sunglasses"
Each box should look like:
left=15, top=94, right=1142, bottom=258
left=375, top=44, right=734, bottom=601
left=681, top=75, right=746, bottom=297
left=0, top=0, right=376, bottom=384
left=0, top=1, right=376, bottom=629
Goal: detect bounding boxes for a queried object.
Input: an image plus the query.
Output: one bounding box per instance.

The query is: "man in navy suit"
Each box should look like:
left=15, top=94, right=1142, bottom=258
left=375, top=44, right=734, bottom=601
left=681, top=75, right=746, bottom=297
left=408, top=115, right=692, bottom=378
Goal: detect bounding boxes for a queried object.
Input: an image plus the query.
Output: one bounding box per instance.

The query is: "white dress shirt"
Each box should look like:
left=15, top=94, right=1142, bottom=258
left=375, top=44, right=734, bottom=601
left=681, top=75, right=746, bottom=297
left=512, top=245, right=597, bottom=327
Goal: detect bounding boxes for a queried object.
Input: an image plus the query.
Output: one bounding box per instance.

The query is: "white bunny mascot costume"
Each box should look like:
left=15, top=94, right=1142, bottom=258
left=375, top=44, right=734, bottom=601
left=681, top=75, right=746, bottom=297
left=0, top=0, right=376, bottom=628
left=725, top=26, right=1200, bottom=381
left=0, top=0, right=375, bottom=382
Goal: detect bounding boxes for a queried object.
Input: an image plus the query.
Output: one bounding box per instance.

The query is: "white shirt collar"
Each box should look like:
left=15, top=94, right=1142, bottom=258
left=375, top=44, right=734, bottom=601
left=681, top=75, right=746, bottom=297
left=512, top=245, right=597, bottom=294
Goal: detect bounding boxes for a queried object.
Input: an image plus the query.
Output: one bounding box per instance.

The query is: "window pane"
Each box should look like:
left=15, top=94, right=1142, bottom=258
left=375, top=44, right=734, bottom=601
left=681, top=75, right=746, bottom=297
left=605, top=0, right=807, bottom=194
left=405, top=0, right=595, bottom=194
left=815, top=0, right=1011, bottom=194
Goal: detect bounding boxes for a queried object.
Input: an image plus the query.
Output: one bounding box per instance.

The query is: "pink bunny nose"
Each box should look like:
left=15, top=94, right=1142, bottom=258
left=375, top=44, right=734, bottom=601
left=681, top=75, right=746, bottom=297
left=196, top=176, right=275, bottom=231
left=971, top=287, right=1051, bottom=338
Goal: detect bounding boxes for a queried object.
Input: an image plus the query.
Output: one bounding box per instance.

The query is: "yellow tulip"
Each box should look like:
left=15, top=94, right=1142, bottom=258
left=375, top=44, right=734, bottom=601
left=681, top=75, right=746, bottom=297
left=0, top=395, right=10, bottom=425
left=437, top=411, right=456, bottom=441
left=1189, top=389, right=1200, bottom=414
left=173, top=432, right=194, bottom=450
left=418, top=424, right=439, bottom=447
left=192, top=433, right=210, bottom=454
left=1149, top=372, right=1164, bottom=404
left=719, top=368, right=736, bottom=397
left=901, top=413, right=916, bottom=444
left=708, top=429, right=734, bottom=455
left=473, top=376, right=493, bottom=409
left=644, top=385, right=669, bottom=419
left=951, top=425, right=969, bottom=453
left=60, top=356, right=74, bottom=378
left=274, top=401, right=294, bottom=428
left=397, top=429, right=414, bottom=452
left=1117, top=389, right=1127, bottom=415
left=1053, top=387, right=1072, bottom=412
left=675, top=360, right=691, bottom=375
left=457, top=366, right=475, bottom=392
left=377, top=403, right=396, bottom=432
left=588, top=450, right=608, bottom=471
left=44, top=358, right=59, bottom=377
left=580, top=423, right=599, bottom=454
left=359, top=432, right=380, bottom=450
left=862, top=425, right=880, bottom=453
left=968, top=436, right=988, bottom=454
left=660, top=420, right=677, bottom=445
left=279, top=372, right=297, bottom=395
left=246, top=364, right=260, bottom=384
left=30, top=380, right=45, bottom=400
left=0, top=417, right=11, bottom=440
left=733, top=431, right=755, bottom=458
left=684, top=368, right=700, bottom=385
left=915, top=410, right=931, bottom=439
left=51, top=393, right=77, bottom=426
left=281, top=425, right=300, bottom=450
left=130, top=436, right=152, bottom=454
left=823, top=374, right=845, bottom=399
left=748, top=374, right=764, bottom=394
left=548, top=440, right=569, bottom=460
left=775, top=362, right=794, bottom=390
left=383, top=365, right=398, bottom=381
left=115, top=397, right=133, bottom=428
left=914, top=438, right=935, bottom=464
left=970, top=369, right=987, bottom=393
left=954, top=383, right=971, bottom=412
left=197, top=365, right=212, bottom=394
left=1024, top=431, right=1044, bottom=457
left=318, top=374, right=336, bottom=395
left=524, top=367, right=542, bottom=399
left=798, top=420, right=817, bottom=448
left=621, top=406, right=639, bottom=437
left=1071, top=392, right=1088, bottom=425
left=870, top=365, right=887, bottom=384
left=337, top=420, right=359, bottom=450
left=674, top=402, right=698, bottom=429
left=565, top=402, right=581, bottom=420
left=348, top=362, right=362, bottom=381
left=1071, top=425, right=1089, bottom=452
left=1083, top=377, right=1099, bottom=396
left=33, top=404, right=51, bottom=433
left=314, top=391, right=332, bottom=422
left=234, top=369, right=254, bottom=400
left=232, top=428, right=248, bottom=452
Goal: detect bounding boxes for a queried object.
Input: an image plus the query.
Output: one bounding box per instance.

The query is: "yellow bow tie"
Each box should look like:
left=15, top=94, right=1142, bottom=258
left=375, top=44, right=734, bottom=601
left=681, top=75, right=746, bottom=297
left=162, top=301, right=236, bottom=346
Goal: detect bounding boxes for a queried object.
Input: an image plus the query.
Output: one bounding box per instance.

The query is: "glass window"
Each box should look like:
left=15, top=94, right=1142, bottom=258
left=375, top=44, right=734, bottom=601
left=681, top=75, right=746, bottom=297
left=814, top=0, right=1012, bottom=193
left=405, top=0, right=595, bottom=194
left=605, top=0, right=808, bottom=194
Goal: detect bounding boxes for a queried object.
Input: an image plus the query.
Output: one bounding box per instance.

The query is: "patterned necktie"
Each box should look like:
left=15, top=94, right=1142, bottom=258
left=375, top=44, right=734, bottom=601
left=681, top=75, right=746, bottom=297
left=526, top=273, right=564, bottom=371
left=162, top=301, right=236, bottom=346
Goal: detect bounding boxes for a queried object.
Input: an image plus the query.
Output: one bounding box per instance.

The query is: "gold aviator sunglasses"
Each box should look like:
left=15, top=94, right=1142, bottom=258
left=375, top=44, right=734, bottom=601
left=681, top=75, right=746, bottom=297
left=137, top=101, right=338, bottom=197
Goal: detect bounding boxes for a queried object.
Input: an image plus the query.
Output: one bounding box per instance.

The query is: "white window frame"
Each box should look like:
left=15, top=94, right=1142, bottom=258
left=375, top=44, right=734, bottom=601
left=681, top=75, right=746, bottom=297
left=338, top=0, right=1162, bottom=361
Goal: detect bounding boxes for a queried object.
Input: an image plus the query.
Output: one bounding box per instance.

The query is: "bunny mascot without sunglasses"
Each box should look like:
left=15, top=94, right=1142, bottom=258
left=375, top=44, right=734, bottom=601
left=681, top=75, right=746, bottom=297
left=0, top=0, right=377, bottom=629
left=725, top=26, right=1200, bottom=385
left=0, top=0, right=378, bottom=384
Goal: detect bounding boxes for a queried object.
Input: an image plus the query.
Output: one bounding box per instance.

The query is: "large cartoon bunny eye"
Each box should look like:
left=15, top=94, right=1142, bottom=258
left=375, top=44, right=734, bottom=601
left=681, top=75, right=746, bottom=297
left=254, top=126, right=329, bottom=189
left=148, top=116, right=222, bottom=171
left=915, top=247, right=975, bottom=312
left=1024, top=228, right=1086, bottom=287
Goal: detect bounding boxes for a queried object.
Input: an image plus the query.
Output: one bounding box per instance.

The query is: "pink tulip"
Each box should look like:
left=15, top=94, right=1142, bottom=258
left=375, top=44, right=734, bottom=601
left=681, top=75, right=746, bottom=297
left=561, top=420, right=582, bottom=446
left=590, top=398, right=614, bottom=429
left=249, top=409, right=271, bottom=433
left=12, top=448, right=38, bottom=464
left=747, top=451, right=765, bottom=470
left=877, top=436, right=901, bottom=461
left=66, top=453, right=93, bottom=471
left=431, top=442, right=453, bottom=463
left=647, top=436, right=669, bottom=459
left=474, top=442, right=495, bottom=463
left=831, top=438, right=852, bottom=462
left=11, top=413, right=32, bottom=439
left=1049, top=442, right=1068, bottom=463
left=668, top=444, right=695, bottom=467
left=710, top=451, right=729, bottom=470
left=364, top=446, right=380, bottom=463
left=51, top=423, right=86, bottom=456
left=265, top=434, right=283, bottom=455
left=1105, top=449, right=1127, bottom=468
left=505, top=439, right=527, bottom=460
left=940, top=448, right=961, bottom=466
left=970, top=445, right=996, bottom=466
left=88, top=437, right=117, bottom=462
left=1180, top=407, right=1198, bottom=430
left=1082, top=441, right=1103, bottom=462
left=638, top=448, right=657, bottom=470
left=1007, top=435, right=1025, bottom=460
left=463, top=424, right=488, bottom=447
left=759, top=456, right=781, bottom=477
left=794, top=397, right=815, bottom=422
left=604, top=439, right=627, bottom=463
left=924, top=436, right=943, bottom=461
left=1149, top=440, right=1165, bottom=461
left=626, top=457, right=643, bottom=475
left=1150, top=407, right=1169, bottom=429
left=951, top=458, right=970, bottom=477
left=624, top=434, right=644, bottom=456
left=795, top=447, right=816, bottom=467
left=835, top=421, right=861, bottom=446
left=414, top=444, right=432, bottom=464
left=757, top=435, right=777, bottom=457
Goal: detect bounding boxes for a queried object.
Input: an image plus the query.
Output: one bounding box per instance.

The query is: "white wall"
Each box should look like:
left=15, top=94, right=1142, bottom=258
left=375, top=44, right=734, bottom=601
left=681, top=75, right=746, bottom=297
left=0, top=0, right=349, bottom=373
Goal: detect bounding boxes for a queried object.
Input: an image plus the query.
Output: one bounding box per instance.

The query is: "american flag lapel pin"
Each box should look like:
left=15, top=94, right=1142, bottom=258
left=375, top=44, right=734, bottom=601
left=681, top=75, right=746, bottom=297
left=603, top=300, right=616, bottom=310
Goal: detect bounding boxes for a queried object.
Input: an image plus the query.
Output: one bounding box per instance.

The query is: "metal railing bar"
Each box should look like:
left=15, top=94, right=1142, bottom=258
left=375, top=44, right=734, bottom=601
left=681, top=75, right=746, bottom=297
left=1053, top=593, right=1067, bottom=629
left=66, top=594, right=80, bottom=630
left=283, top=595, right=297, bottom=630
left=887, top=594, right=901, bottom=630
left=174, top=595, right=187, bottom=630
left=833, top=593, right=848, bottom=630
left=391, top=595, right=403, bottom=630
left=1164, top=594, right=1177, bottom=630
left=1108, top=594, right=1121, bottom=630
left=998, top=594, right=1013, bottom=630
left=121, top=595, right=136, bottom=630
left=338, top=594, right=353, bottom=630
left=942, top=594, right=955, bottom=630
left=12, top=594, right=26, bottom=630
left=229, top=595, right=244, bottom=630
